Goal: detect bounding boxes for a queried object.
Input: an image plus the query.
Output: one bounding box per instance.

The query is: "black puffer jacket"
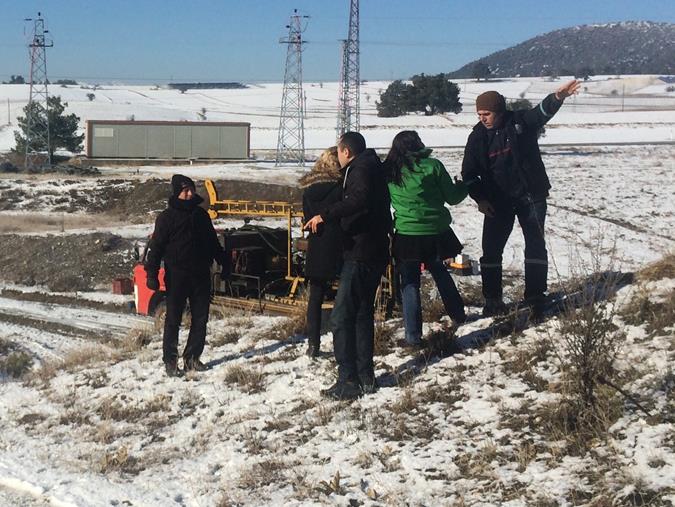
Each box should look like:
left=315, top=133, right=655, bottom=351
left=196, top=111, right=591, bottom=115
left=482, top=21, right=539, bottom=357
left=302, top=178, right=343, bottom=281
left=145, top=194, right=226, bottom=278
left=320, top=149, right=391, bottom=262
left=461, top=93, right=564, bottom=204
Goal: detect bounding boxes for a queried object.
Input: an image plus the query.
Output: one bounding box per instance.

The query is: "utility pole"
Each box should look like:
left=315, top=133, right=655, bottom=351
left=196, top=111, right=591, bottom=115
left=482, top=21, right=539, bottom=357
left=276, top=9, right=308, bottom=166
left=336, top=0, right=360, bottom=137
left=24, top=12, right=53, bottom=171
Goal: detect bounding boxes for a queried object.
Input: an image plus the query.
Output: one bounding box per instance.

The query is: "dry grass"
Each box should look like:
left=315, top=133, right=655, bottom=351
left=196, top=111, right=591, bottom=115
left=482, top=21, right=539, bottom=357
left=422, top=297, right=448, bottom=322
left=370, top=408, right=439, bottom=442
left=535, top=389, right=623, bottom=454
left=456, top=280, right=484, bottom=307
left=312, top=403, right=341, bottom=426
left=389, top=388, right=417, bottom=414
left=503, top=339, right=552, bottom=392
left=268, top=311, right=306, bottom=342
left=551, top=268, right=627, bottom=437
left=237, top=458, right=290, bottom=489
left=418, top=379, right=464, bottom=405
left=98, top=446, right=142, bottom=475
left=373, top=321, right=398, bottom=356
left=97, top=393, right=171, bottom=423
left=121, top=325, right=154, bottom=351
left=26, top=344, right=114, bottom=387
left=636, top=252, right=675, bottom=282
left=621, top=286, right=675, bottom=336
left=223, top=364, right=266, bottom=393
left=0, top=350, right=33, bottom=378
left=211, top=328, right=242, bottom=347
left=81, top=369, right=110, bottom=389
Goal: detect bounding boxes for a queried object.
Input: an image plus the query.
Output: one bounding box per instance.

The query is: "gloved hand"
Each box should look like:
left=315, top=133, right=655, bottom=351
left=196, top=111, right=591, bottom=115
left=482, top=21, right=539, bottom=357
left=147, top=276, right=160, bottom=291
left=219, top=265, right=231, bottom=281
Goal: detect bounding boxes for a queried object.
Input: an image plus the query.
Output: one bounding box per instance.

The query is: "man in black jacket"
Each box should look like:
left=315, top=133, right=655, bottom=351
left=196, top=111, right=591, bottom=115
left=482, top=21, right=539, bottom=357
left=145, top=174, right=229, bottom=377
left=304, top=132, right=391, bottom=399
left=462, top=80, right=580, bottom=317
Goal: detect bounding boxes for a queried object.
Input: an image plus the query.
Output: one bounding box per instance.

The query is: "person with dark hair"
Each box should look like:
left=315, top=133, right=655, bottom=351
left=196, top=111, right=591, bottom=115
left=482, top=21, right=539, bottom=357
left=304, top=131, right=391, bottom=400
left=299, top=147, right=343, bottom=358
left=385, top=131, right=468, bottom=347
left=145, top=174, right=229, bottom=377
left=461, top=80, right=581, bottom=317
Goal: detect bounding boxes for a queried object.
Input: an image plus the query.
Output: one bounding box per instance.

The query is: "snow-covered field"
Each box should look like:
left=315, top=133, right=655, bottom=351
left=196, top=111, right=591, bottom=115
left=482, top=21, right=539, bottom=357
left=1, top=75, right=674, bottom=152
left=0, top=76, right=673, bottom=505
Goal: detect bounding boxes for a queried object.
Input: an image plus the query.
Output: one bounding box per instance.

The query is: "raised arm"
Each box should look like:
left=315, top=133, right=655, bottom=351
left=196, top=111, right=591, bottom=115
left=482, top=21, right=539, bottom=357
left=522, top=79, right=581, bottom=129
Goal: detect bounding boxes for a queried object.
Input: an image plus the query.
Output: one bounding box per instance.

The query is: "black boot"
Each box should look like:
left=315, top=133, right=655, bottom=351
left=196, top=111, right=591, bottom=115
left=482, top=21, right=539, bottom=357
left=164, top=360, right=183, bottom=377
left=184, top=357, right=209, bottom=372
left=306, top=340, right=320, bottom=358
left=321, top=380, right=361, bottom=400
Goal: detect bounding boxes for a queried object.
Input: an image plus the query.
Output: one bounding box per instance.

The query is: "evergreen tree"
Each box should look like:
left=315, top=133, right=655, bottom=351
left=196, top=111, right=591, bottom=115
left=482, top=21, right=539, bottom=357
left=409, top=74, right=462, bottom=115
left=14, top=96, right=84, bottom=160
left=471, top=62, right=491, bottom=81
left=376, top=80, right=410, bottom=117
left=376, top=75, right=462, bottom=117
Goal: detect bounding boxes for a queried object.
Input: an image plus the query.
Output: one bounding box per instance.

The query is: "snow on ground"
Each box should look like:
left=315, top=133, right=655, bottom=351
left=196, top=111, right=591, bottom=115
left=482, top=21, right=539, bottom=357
left=0, top=74, right=674, bottom=505
left=0, top=270, right=673, bottom=505
left=1, top=75, right=674, bottom=153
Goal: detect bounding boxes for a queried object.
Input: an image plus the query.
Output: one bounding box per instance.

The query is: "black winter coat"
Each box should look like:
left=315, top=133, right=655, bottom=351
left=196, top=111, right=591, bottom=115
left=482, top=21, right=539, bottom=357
left=302, top=180, right=343, bottom=281
left=461, top=93, right=564, bottom=204
left=145, top=194, right=226, bottom=279
left=320, top=149, right=391, bottom=262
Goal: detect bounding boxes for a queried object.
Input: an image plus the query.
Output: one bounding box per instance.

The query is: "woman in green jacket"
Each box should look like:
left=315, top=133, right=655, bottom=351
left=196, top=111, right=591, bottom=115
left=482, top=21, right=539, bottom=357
left=385, top=130, right=468, bottom=347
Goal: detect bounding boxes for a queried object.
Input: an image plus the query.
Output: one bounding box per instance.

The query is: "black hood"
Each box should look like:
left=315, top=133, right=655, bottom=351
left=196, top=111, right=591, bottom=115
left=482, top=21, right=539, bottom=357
left=171, top=174, right=196, bottom=197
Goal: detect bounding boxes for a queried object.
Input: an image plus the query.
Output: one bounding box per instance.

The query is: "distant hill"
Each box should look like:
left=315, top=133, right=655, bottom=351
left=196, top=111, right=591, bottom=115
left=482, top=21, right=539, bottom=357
left=449, top=21, right=675, bottom=78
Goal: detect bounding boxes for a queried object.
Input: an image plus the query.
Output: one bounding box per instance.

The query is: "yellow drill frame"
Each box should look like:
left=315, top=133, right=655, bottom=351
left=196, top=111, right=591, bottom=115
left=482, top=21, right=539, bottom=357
left=204, top=179, right=306, bottom=298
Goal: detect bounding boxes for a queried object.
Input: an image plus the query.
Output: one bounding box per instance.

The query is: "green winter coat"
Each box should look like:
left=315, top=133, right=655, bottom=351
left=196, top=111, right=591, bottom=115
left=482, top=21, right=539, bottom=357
left=388, top=149, right=468, bottom=235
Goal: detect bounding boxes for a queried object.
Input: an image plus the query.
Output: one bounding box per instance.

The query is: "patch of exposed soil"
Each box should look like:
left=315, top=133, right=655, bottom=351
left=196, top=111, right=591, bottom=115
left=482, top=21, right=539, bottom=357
left=0, top=232, right=136, bottom=291
left=0, top=177, right=302, bottom=223
left=108, top=178, right=302, bottom=222
left=0, top=177, right=303, bottom=291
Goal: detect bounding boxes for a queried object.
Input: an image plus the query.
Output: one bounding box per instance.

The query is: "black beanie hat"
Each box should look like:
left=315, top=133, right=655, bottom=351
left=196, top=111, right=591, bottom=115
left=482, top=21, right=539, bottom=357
left=171, top=174, right=196, bottom=197
left=476, top=91, right=506, bottom=112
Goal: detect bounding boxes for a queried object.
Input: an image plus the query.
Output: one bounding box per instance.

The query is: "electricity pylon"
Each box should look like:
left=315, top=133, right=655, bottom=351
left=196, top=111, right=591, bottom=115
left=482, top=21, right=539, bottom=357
left=24, top=12, right=53, bottom=171
left=336, top=0, right=359, bottom=137
left=276, top=10, right=308, bottom=166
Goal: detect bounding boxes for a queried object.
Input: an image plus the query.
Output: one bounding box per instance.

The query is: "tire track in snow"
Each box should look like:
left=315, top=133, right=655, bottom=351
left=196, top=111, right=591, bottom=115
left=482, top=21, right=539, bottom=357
left=0, top=297, right=151, bottom=339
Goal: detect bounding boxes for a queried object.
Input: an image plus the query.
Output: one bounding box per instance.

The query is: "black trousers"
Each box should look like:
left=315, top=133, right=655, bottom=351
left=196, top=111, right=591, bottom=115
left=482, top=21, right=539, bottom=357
left=163, top=268, right=211, bottom=364
left=331, top=260, right=386, bottom=383
left=306, top=279, right=330, bottom=346
left=480, top=197, right=548, bottom=301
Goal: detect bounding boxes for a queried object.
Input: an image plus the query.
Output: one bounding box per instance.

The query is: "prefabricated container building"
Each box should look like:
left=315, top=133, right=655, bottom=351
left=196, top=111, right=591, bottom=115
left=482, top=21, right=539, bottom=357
left=86, top=120, right=250, bottom=160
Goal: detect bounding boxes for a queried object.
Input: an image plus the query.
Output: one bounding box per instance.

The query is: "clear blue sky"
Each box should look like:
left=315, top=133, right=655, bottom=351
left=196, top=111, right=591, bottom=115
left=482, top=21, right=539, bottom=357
left=0, top=0, right=673, bottom=84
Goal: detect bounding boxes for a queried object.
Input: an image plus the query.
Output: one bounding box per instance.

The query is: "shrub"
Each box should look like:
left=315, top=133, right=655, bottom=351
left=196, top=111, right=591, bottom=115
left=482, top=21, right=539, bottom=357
left=0, top=351, right=33, bottom=378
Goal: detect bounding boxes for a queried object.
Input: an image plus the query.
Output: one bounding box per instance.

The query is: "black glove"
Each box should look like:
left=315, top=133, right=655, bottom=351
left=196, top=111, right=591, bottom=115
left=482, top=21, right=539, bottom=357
left=219, top=252, right=231, bottom=281
left=147, top=276, right=160, bottom=291
left=219, top=265, right=230, bottom=281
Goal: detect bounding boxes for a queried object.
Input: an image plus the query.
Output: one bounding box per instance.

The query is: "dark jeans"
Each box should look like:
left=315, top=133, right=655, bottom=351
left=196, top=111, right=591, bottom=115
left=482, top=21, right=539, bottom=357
left=163, top=268, right=211, bottom=364
left=480, top=197, right=547, bottom=301
left=331, top=260, right=386, bottom=383
left=398, top=259, right=465, bottom=344
left=306, top=279, right=330, bottom=346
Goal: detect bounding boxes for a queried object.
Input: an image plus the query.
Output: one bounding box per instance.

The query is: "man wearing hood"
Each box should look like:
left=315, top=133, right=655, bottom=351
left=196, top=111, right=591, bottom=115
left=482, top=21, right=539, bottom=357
left=304, top=131, right=391, bottom=400
left=145, top=174, right=229, bottom=377
left=461, top=80, right=581, bottom=317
